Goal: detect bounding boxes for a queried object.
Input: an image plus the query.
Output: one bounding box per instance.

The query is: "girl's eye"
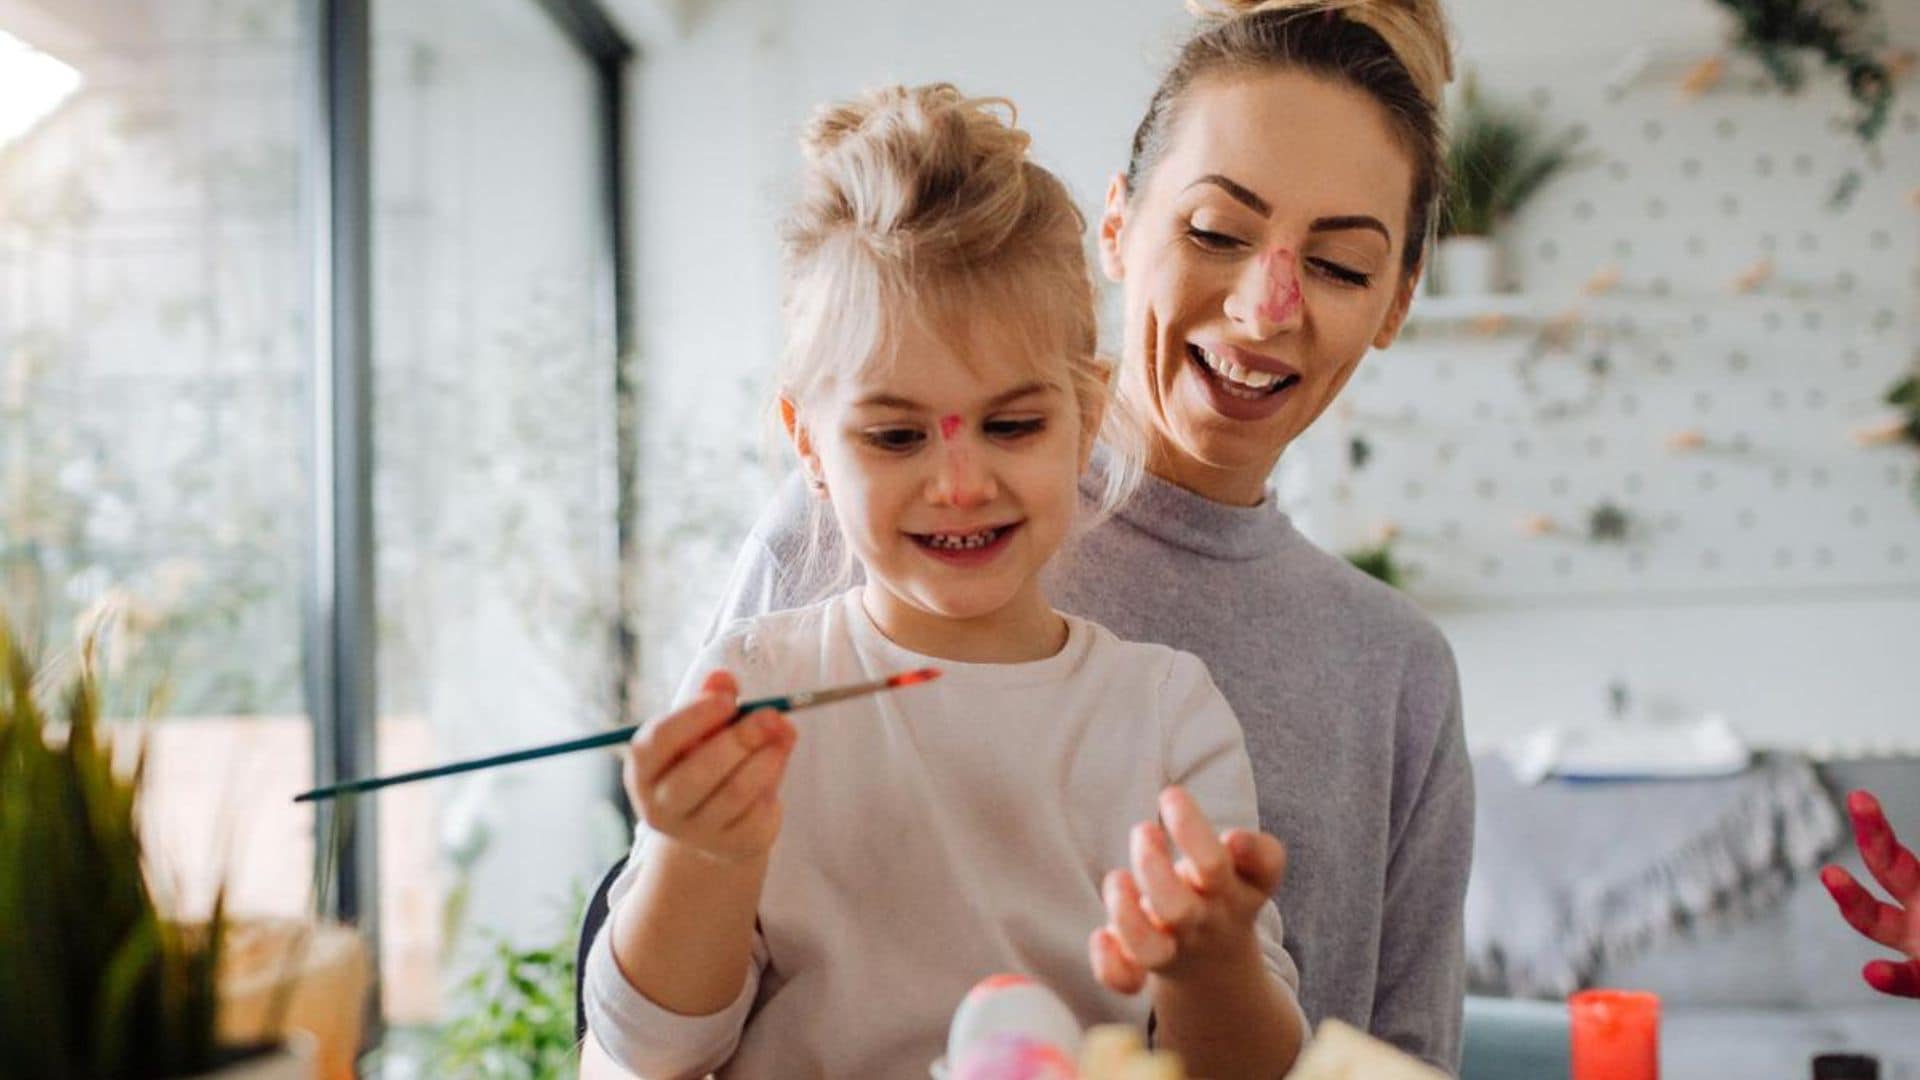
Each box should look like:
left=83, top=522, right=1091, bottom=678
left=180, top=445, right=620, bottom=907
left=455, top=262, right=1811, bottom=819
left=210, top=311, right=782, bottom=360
left=860, top=427, right=925, bottom=452
left=1308, top=258, right=1372, bottom=288
left=984, top=417, right=1047, bottom=440
left=1185, top=225, right=1246, bottom=252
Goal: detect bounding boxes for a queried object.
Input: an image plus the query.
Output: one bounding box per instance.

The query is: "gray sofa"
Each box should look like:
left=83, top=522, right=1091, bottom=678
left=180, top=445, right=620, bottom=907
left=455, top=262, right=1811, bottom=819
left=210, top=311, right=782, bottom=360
left=1462, top=756, right=1920, bottom=1080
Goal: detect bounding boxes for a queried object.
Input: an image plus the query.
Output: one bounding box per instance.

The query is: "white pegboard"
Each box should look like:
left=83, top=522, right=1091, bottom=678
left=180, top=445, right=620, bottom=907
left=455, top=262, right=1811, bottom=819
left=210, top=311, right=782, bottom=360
left=1306, top=52, right=1920, bottom=605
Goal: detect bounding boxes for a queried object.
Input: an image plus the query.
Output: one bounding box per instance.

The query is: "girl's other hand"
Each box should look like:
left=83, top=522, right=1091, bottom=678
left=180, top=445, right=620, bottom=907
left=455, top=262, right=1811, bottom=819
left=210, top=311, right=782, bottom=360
left=622, top=669, right=797, bottom=864
left=1089, top=785, right=1288, bottom=995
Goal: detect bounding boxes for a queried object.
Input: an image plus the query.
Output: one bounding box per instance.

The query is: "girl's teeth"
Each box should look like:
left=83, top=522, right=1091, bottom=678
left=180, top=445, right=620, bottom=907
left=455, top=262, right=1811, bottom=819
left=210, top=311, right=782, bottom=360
left=927, top=528, right=1001, bottom=551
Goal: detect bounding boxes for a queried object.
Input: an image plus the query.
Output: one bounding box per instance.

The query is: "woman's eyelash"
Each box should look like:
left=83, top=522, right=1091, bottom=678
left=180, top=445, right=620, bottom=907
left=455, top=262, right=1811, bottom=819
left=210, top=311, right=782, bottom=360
left=1309, top=259, right=1371, bottom=287
left=1190, top=225, right=1372, bottom=287
left=1186, top=226, right=1245, bottom=251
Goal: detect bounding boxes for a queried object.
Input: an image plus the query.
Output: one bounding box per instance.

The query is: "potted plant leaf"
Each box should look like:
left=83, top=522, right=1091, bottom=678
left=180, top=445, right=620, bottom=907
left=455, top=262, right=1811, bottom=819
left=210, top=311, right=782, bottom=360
left=1437, top=72, right=1584, bottom=295
left=0, top=613, right=321, bottom=1079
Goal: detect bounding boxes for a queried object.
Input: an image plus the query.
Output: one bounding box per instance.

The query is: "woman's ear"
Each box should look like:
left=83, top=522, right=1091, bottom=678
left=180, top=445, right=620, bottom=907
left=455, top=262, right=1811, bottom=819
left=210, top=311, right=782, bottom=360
left=1372, top=258, right=1424, bottom=350
left=1098, top=172, right=1130, bottom=283
left=779, top=395, right=828, bottom=497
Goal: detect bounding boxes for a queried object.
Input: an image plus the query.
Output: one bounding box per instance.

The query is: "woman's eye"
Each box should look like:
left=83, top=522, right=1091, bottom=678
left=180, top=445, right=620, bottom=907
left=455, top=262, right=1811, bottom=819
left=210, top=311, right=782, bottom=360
left=1185, top=226, right=1246, bottom=252
left=984, top=417, right=1047, bottom=440
left=1308, top=258, right=1372, bottom=288
left=860, top=427, right=925, bottom=452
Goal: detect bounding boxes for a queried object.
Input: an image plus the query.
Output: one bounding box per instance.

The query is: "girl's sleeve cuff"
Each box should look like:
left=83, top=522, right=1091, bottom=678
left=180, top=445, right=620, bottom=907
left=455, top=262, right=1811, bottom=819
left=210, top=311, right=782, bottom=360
left=582, top=918, right=759, bottom=1076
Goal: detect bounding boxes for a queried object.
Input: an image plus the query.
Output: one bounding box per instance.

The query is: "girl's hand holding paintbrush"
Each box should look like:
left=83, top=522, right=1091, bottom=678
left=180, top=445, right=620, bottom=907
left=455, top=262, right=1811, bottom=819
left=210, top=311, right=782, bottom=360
left=623, top=669, right=798, bottom=864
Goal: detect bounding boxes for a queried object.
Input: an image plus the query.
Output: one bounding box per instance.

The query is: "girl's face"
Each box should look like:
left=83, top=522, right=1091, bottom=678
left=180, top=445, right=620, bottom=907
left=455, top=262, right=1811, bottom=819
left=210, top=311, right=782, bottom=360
left=787, top=317, right=1090, bottom=661
left=1100, top=69, right=1422, bottom=505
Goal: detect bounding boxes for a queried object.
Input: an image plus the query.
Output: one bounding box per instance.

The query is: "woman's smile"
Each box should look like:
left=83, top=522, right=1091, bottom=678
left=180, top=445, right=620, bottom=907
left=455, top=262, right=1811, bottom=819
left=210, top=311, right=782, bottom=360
left=1185, top=342, right=1303, bottom=419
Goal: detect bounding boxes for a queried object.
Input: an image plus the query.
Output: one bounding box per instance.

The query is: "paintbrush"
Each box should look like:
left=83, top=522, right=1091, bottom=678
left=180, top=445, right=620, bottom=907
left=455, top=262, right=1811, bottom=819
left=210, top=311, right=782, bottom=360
left=292, top=667, right=941, bottom=803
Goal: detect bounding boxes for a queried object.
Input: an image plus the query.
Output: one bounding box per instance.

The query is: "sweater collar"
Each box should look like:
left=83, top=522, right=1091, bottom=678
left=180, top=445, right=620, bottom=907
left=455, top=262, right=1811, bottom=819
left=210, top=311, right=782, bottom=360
left=1082, top=446, right=1297, bottom=562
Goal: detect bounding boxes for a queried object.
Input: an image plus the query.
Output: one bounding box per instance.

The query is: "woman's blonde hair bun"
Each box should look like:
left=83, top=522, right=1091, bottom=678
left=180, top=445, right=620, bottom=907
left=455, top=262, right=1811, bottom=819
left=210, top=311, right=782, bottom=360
left=1184, top=0, right=1453, bottom=107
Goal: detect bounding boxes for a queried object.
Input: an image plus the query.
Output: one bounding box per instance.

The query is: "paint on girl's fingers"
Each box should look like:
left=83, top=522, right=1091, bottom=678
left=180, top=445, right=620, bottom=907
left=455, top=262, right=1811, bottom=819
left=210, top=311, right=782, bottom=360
left=1258, top=247, right=1303, bottom=326
left=939, top=414, right=963, bottom=440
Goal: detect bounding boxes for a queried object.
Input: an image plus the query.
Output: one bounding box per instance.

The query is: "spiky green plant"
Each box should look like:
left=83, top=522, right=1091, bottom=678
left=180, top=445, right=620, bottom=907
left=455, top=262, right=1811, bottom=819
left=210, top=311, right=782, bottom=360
left=1440, top=74, right=1584, bottom=239
left=0, top=614, right=231, bottom=1078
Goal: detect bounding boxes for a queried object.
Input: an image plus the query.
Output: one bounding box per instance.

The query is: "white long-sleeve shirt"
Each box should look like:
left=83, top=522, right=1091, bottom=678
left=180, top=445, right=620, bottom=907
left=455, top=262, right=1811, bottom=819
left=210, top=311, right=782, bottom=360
left=583, top=588, right=1300, bottom=1079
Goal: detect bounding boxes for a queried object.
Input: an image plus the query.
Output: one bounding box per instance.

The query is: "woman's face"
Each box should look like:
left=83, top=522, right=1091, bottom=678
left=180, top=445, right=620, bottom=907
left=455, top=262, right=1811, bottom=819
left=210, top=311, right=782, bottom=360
left=1100, top=68, right=1422, bottom=505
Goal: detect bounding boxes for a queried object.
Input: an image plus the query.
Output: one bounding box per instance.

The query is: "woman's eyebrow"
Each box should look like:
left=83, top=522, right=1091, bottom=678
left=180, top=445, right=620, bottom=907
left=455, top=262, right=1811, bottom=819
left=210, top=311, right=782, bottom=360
left=1183, top=175, right=1393, bottom=245
left=1184, top=173, right=1271, bottom=217
left=1309, top=215, right=1391, bottom=243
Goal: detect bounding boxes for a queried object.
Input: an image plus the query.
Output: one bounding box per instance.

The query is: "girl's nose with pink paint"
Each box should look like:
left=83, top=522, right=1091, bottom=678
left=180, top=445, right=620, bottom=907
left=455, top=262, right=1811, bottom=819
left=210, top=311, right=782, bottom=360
left=930, top=413, right=995, bottom=509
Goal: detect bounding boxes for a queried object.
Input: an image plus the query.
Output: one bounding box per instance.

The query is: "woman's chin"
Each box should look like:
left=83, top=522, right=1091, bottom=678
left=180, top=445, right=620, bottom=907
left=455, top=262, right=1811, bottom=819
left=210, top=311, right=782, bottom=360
left=1165, top=408, right=1295, bottom=476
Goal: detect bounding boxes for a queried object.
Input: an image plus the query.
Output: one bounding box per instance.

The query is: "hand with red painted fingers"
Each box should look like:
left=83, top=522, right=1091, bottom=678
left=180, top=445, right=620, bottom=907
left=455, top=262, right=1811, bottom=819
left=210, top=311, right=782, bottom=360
left=622, top=670, right=798, bottom=865
left=1820, top=789, right=1920, bottom=998
left=1088, top=785, right=1288, bottom=994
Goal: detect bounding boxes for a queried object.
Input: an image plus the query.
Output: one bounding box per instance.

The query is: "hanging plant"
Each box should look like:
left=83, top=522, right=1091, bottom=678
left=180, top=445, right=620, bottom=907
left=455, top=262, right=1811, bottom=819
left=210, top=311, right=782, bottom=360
left=1710, top=0, right=1898, bottom=203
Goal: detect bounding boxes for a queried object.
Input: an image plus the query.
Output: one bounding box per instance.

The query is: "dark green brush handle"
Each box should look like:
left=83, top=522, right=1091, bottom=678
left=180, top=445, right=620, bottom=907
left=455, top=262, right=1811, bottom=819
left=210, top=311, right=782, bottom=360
left=292, top=694, right=794, bottom=803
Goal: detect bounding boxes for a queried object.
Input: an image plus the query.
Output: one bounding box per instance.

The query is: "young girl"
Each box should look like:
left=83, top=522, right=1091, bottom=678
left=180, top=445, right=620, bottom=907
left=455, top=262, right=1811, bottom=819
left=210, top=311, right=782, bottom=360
left=581, top=84, right=1306, bottom=1079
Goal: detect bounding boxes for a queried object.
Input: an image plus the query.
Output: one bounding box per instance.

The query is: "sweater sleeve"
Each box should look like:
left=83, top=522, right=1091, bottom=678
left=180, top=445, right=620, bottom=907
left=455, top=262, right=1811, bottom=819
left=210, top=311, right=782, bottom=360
left=1370, top=628, right=1474, bottom=1075
left=580, top=632, right=768, bottom=1078
left=1158, top=651, right=1306, bottom=1018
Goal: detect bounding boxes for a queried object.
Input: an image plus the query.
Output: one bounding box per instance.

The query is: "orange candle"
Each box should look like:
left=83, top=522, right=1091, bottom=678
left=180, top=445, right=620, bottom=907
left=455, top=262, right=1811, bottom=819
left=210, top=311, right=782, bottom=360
left=1570, top=989, right=1659, bottom=1080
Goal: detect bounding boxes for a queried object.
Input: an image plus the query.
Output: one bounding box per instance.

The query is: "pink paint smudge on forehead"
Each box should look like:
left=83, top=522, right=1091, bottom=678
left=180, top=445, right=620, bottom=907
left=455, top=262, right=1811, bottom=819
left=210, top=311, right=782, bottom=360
left=1258, top=247, right=1302, bottom=326
left=940, top=414, right=964, bottom=439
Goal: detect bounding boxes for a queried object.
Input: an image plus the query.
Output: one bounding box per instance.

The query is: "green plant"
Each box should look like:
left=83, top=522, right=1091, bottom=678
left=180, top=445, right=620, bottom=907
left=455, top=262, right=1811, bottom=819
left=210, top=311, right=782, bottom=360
left=1345, top=542, right=1406, bottom=589
left=1439, top=73, right=1584, bottom=239
left=432, top=921, right=583, bottom=1080
left=1886, top=371, right=1920, bottom=502
left=1713, top=0, right=1895, bottom=143
left=0, top=614, right=231, bottom=1078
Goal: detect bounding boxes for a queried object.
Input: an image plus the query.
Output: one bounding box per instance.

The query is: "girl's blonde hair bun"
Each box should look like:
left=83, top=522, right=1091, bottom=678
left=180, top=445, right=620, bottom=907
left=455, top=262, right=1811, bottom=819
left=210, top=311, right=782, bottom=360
left=792, top=83, right=1040, bottom=267
left=1183, top=0, right=1453, bottom=107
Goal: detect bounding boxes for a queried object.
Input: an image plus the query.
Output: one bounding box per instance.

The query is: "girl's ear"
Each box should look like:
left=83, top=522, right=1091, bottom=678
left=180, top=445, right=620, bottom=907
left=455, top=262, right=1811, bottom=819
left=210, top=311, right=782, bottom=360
left=779, top=395, right=828, bottom=497
left=1097, top=172, right=1130, bottom=284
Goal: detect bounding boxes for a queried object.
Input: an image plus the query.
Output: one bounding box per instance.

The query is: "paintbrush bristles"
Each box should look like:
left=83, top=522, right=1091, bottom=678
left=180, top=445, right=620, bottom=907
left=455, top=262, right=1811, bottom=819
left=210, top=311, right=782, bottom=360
left=787, top=668, right=941, bottom=710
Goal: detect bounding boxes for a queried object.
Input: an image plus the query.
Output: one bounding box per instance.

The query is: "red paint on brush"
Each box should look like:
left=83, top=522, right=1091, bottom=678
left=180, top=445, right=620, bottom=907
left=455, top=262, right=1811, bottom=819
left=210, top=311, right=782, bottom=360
left=887, top=667, right=942, bottom=688
left=940, top=414, right=963, bottom=439
left=1257, top=247, right=1302, bottom=326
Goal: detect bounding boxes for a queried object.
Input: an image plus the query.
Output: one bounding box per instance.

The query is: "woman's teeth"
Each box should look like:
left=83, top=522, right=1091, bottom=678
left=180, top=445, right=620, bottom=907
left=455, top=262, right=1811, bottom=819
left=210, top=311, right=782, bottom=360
left=921, top=527, right=1004, bottom=551
left=1192, top=345, right=1297, bottom=399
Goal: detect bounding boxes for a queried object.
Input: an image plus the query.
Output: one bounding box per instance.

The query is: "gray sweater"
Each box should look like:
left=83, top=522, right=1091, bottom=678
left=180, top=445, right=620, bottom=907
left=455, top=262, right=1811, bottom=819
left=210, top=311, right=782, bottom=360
left=707, top=461, right=1473, bottom=1072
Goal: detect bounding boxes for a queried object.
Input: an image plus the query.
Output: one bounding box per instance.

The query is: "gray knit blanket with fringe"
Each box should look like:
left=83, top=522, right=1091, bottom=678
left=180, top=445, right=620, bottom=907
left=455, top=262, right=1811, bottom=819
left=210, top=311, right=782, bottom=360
left=1464, top=752, right=1844, bottom=998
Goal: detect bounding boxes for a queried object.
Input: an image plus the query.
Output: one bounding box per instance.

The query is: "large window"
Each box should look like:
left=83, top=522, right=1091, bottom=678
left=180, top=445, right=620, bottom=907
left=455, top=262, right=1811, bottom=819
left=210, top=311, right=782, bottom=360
left=0, top=0, right=633, bottom=1039
left=0, top=0, right=316, bottom=919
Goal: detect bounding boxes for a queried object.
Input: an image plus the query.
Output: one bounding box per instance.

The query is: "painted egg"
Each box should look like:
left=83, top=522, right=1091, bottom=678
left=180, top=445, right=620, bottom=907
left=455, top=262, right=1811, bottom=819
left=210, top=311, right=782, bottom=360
left=946, top=974, right=1082, bottom=1070
left=952, top=1033, right=1079, bottom=1080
